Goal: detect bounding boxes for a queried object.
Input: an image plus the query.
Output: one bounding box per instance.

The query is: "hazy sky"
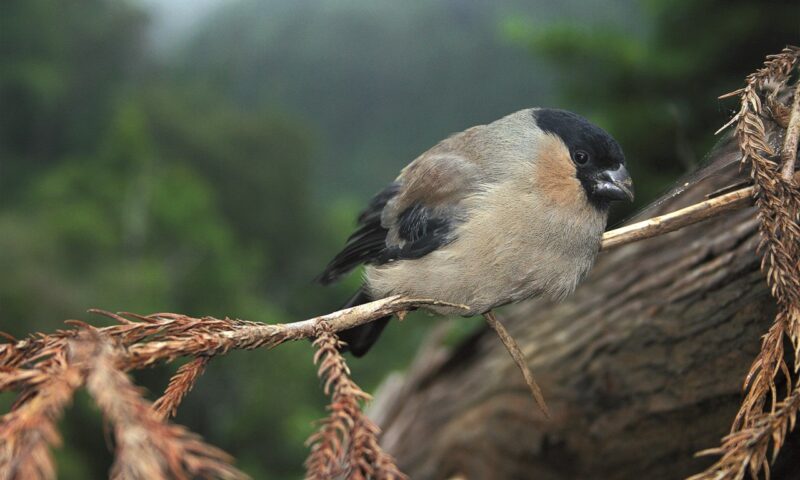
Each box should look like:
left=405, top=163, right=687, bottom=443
left=137, top=0, right=226, bottom=51
left=138, top=0, right=642, bottom=53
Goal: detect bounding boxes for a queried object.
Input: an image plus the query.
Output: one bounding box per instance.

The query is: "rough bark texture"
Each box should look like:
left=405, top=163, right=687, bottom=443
left=370, top=134, right=800, bottom=479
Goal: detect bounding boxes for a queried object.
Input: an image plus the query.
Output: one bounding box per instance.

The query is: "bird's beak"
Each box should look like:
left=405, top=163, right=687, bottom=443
left=593, top=165, right=634, bottom=202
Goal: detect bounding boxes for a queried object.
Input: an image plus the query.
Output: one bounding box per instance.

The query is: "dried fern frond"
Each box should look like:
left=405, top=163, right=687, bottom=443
left=0, top=347, right=82, bottom=480
left=734, top=319, right=790, bottom=431
left=347, top=415, right=405, bottom=480
left=690, top=377, right=800, bottom=480
left=0, top=296, right=443, bottom=479
left=153, top=356, right=211, bottom=421
left=692, top=45, right=800, bottom=480
left=83, top=335, right=246, bottom=480
left=305, top=324, right=405, bottom=480
left=729, top=46, right=800, bottom=430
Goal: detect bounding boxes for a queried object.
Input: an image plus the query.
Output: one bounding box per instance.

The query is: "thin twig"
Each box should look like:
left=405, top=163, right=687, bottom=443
left=600, top=184, right=756, bottom=250
left=483, top=311, right=550, bottom=418
left=260, top=296, right=468, bottom=340
left=782, top=79, right=800, bottom=180
left=600, top=170, right=800, bottom=251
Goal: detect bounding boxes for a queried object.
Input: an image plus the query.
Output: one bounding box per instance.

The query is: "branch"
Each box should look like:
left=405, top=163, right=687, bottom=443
left=0, top=296, right=467, bottom=377
left=600, top=184, right=755, bottom=250
left=0, top=297, right=455, bottom=479
left=601, top=168, right=800, bottom=251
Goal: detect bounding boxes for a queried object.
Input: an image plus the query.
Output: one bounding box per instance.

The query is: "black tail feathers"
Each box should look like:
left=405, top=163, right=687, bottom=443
left=338, top=289, right=390, bottom=357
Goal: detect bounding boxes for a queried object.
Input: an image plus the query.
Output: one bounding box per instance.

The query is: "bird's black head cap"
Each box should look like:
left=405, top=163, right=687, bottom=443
left=534, top=108, right=631, bottom=208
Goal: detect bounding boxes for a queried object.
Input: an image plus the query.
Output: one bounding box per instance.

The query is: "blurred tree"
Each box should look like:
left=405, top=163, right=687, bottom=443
left=0, top=0, right=148, bottom=201
left=0, top=1, right=327, bottom=478
left=506, top=0, right=800, bottom=213
left=177, top=0, right=567, bottom=196
left=140, top=87, right=319, bottom=311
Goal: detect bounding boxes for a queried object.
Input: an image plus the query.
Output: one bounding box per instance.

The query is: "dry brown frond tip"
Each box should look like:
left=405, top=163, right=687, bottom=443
left=691, top=45, right=800, bottom=480
left=305, top=323, right=406, bottom=480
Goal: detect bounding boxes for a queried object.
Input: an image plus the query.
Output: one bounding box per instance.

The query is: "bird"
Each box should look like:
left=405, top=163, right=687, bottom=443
left=317, top=108, right=634, bottom=357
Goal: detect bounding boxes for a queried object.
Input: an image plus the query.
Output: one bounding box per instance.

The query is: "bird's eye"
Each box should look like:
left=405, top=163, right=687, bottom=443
left=573, top=150, right=590, bottom=166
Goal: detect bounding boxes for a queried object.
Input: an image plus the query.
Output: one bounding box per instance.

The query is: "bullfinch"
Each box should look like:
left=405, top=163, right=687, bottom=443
left=318, top=108, right=634, bottom=356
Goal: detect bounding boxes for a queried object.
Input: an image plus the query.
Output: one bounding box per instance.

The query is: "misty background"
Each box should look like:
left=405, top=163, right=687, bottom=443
left=1, top=0, right=797, bottom=477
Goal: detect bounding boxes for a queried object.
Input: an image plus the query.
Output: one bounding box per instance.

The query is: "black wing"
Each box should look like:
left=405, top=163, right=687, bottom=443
left=317, top=186, right=458, bottom=285
left=316, top=183, right=400, bottom=285
left=317, top=152, right=478, bottom=285
left=377, top=203, right=455, bottom=263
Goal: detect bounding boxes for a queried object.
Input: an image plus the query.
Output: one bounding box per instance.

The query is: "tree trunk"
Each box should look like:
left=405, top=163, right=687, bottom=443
left=370, top=135, right=800, bottom=479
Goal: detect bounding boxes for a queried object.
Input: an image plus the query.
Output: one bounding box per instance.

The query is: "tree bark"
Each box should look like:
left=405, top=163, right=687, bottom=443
left=370, top=135, right=799, bottom=479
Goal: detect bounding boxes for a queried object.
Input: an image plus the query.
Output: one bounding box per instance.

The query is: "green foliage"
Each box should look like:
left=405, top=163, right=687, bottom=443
left=0, top=1, right=322, bottom=477
left=507, top=0, right=800, bottom=213
left=0, top=0, right=148, bottom=198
